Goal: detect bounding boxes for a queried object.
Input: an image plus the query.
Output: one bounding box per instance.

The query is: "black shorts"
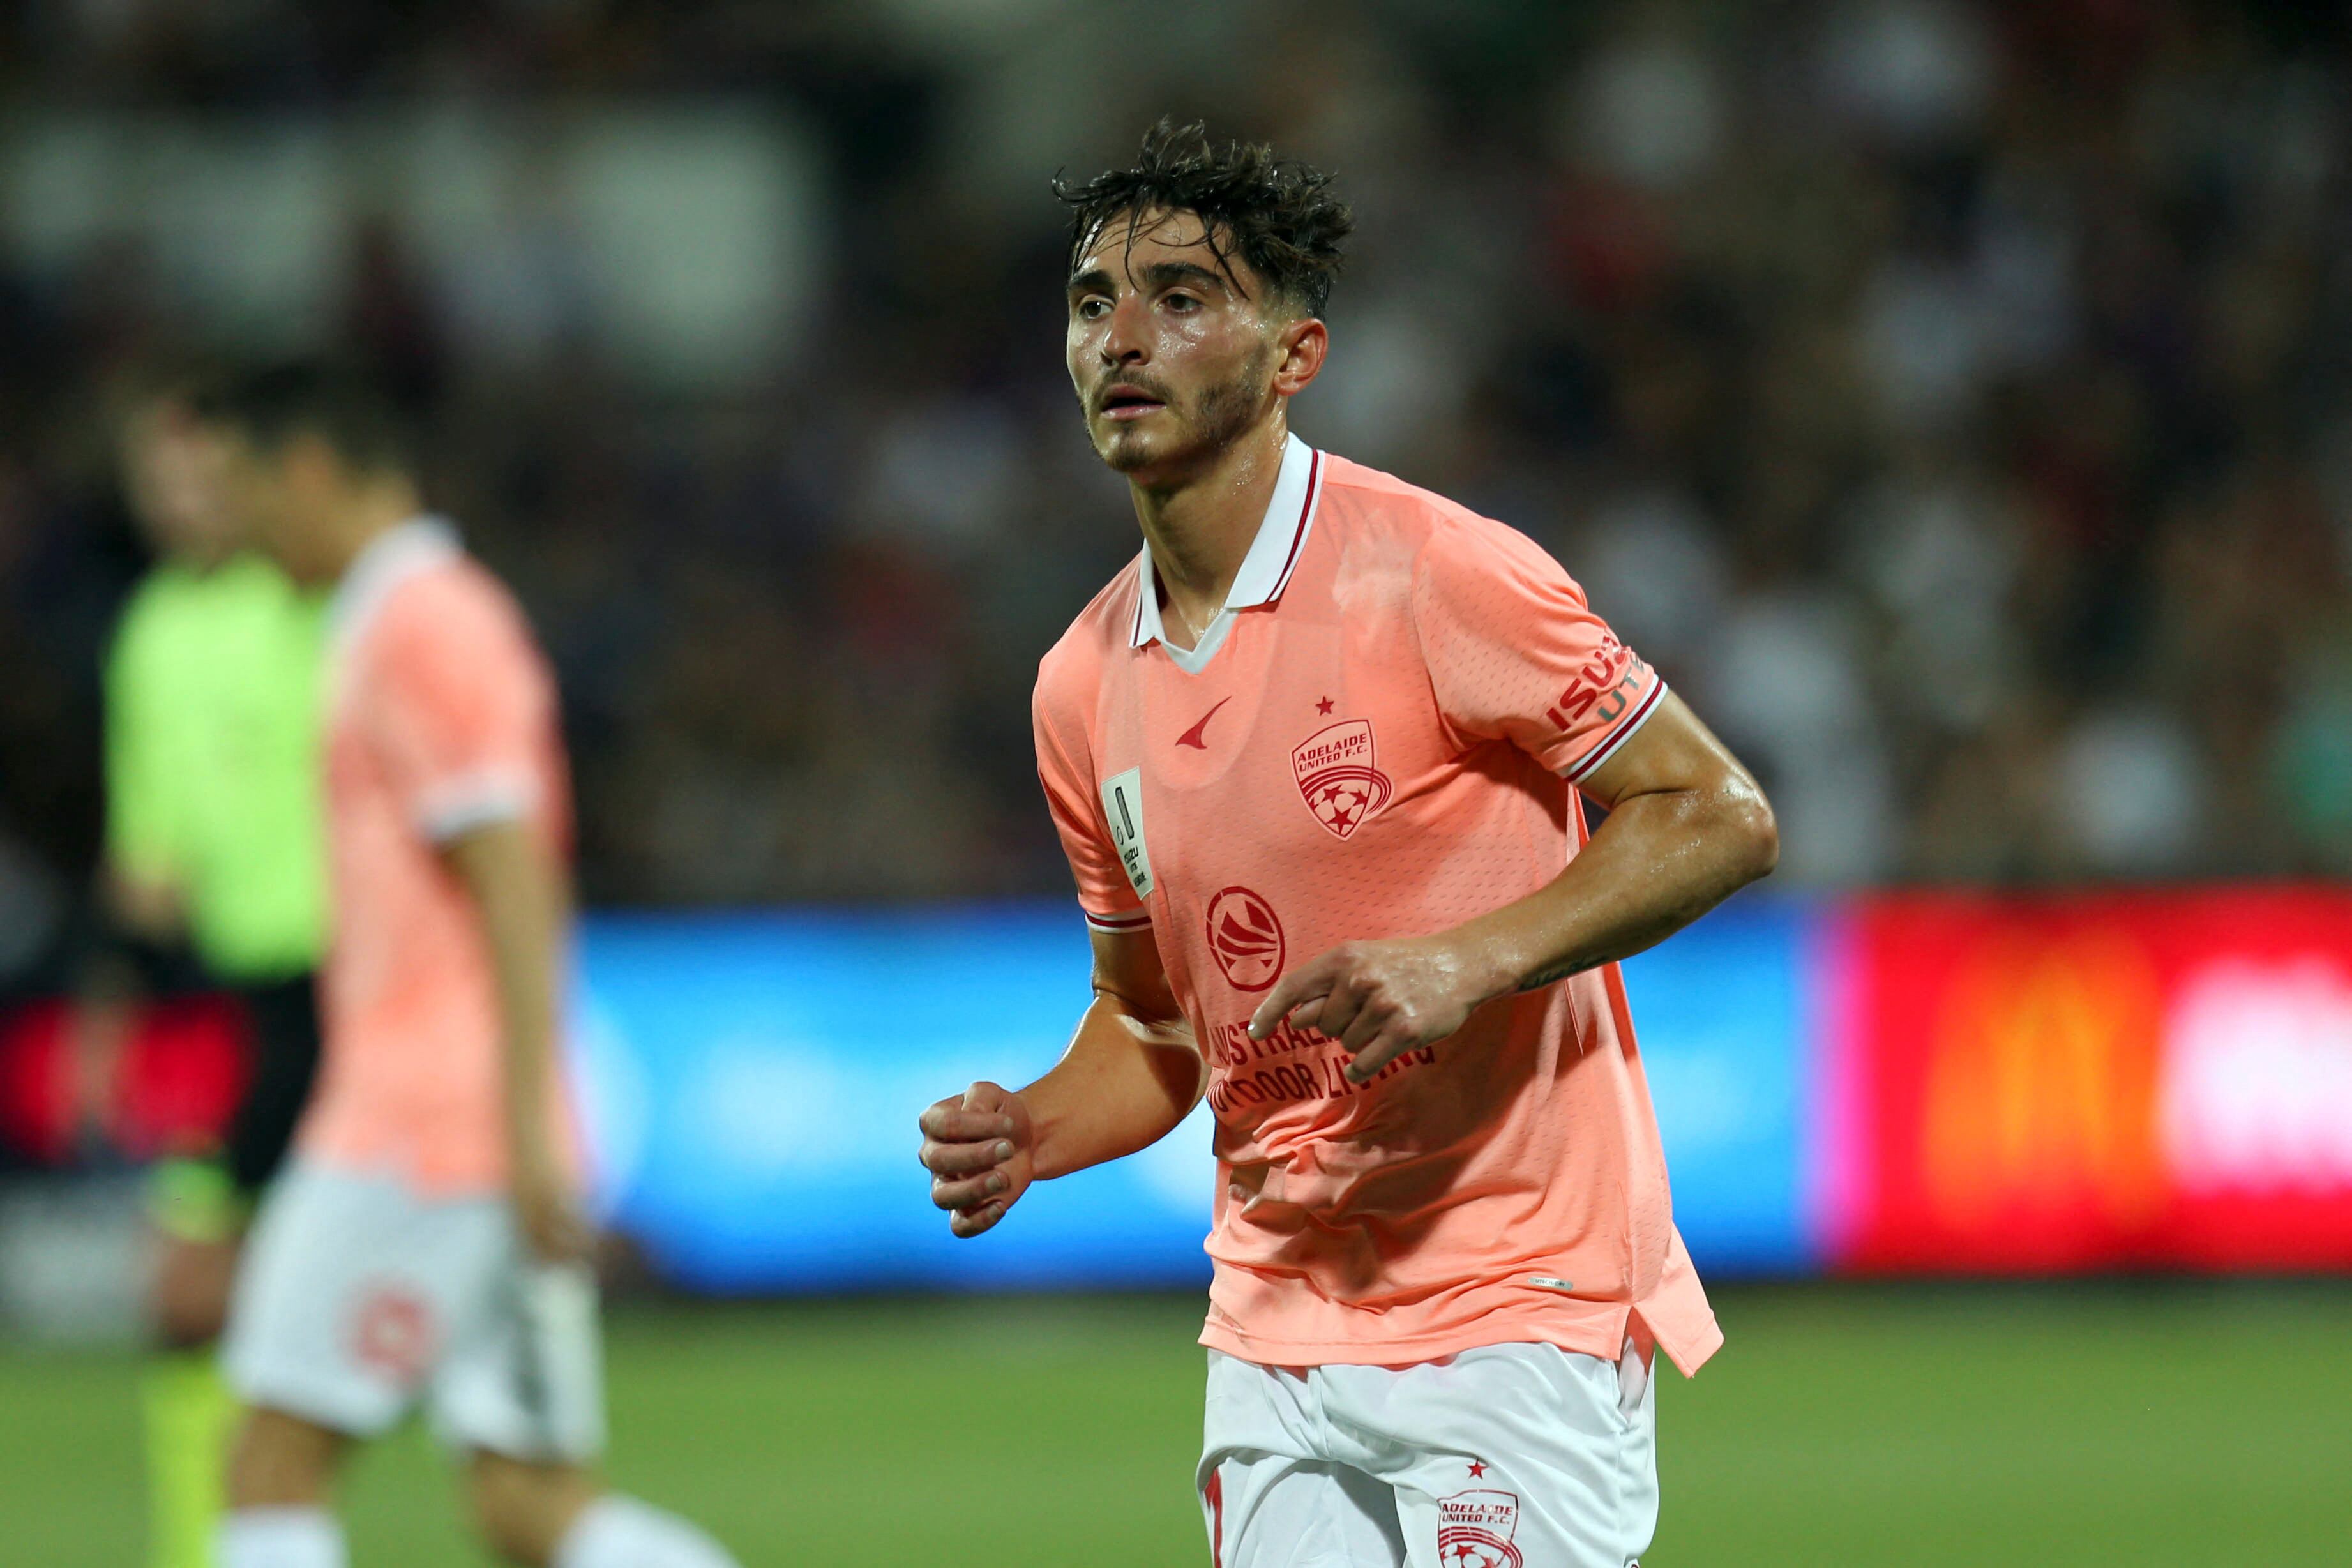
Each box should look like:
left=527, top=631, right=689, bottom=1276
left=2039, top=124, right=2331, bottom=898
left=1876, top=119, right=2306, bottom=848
left=222, top=974, right=322, bottom=1198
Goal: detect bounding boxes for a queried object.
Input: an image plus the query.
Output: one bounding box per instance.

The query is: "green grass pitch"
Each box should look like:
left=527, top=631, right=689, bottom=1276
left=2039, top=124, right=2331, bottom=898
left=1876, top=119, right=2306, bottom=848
left=3, top=1283, right=2343, bottom=1564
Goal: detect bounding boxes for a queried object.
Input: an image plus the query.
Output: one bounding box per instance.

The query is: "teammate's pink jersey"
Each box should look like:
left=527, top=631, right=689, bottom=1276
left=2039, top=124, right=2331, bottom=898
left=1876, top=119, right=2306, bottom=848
left=299, top=518, right=575, bottom=1196
left=1034, top=436, right=1721, bottom=1374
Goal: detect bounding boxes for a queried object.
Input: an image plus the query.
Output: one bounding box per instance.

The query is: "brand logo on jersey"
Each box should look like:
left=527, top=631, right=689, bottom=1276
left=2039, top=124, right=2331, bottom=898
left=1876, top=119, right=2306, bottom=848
left=1545, top=639, right=1647, bottom=732
left=1292, top=719, right=1392, bottom=840
left=1205, top=886, right=1285, bottom=991
left=1176, top=695, right=1233, bottom=750
left=351, top=1284, right=436, bottom=1385
left=1438, top=1489, right=1524, bottom=1568
left=1100, top=767, right=1153, bottom=900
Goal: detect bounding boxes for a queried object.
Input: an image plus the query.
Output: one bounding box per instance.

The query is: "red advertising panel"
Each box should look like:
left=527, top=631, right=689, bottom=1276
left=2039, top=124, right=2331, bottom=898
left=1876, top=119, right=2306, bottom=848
left=0, top=997, right=250, bottom=1165
left=1828, top=887, right=2352, bottom=1273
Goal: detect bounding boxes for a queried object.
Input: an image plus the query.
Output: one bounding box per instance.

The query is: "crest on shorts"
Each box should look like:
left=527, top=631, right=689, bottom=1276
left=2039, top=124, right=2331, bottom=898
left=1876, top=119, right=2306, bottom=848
left=1438, top=1489, right=1525, bottom=1568
left=351, top=1284, right=436, bottom=1385
left=1291, top=719, right=1392, bottom=840
left=1204, top=886, right=1285, bottom=992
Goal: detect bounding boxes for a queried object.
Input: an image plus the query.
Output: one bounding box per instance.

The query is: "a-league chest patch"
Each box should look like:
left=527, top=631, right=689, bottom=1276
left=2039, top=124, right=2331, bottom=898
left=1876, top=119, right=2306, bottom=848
left=1100, top=766, right=1154, bottom=900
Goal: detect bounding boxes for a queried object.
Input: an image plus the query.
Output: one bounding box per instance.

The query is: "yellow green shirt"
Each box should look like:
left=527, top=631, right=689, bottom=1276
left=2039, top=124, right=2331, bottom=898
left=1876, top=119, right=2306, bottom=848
left=106, top=553, right=328, bottom=981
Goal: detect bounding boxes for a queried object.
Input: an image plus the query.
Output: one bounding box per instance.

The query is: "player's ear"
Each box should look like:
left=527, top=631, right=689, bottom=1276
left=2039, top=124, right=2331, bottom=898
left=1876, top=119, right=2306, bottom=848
left=1270, top=314, right=1327, bottom=399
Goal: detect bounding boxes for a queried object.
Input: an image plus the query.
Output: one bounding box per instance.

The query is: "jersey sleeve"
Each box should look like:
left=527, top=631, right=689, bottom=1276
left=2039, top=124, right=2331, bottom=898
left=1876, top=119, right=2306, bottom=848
left=366, top=580, right=555, bottom=843
left=1410, top=516, right=1666, bottom=785
left=1032, top=669, right=1151, bottom=933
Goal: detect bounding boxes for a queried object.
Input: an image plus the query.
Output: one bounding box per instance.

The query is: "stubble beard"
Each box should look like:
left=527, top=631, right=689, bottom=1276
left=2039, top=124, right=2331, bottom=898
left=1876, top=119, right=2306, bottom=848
left=1093, top=347, right=1271, bottom=478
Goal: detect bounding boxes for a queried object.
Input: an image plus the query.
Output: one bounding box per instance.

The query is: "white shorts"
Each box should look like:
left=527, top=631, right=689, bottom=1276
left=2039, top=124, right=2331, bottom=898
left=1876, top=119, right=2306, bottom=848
left=222, top=1160, right=604, bottom=1461
left=1199, top=1339, right=1657, bottom=1568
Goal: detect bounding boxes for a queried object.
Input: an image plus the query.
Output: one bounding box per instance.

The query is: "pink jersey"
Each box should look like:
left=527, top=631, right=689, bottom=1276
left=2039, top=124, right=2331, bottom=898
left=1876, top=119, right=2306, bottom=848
left=300, top=518, right=575, bottom=1196
left=1034, top=437, right=1720, bottom=1373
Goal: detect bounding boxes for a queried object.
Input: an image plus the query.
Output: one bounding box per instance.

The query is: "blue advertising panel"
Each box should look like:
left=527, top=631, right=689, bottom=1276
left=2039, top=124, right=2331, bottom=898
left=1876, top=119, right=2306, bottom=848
left=573, top=904, right=1215, bottom=1293
left=573, top=898, right=1818, bottom=1293
left=1618, top=896, right=1820, bottom=1275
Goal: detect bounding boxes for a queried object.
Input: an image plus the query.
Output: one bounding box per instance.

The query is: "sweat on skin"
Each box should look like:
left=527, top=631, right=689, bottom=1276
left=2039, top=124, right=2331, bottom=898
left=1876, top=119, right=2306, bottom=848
left=917, top=202, right=1778, bottom=1371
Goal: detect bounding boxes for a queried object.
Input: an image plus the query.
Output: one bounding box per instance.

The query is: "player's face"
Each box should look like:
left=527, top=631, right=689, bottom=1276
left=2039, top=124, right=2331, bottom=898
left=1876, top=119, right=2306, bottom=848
left=120, top=402, right=238, bottom=562
left=1066, top=208, right=1283, bottom=480
left=210, top=430, right=340, bottom=584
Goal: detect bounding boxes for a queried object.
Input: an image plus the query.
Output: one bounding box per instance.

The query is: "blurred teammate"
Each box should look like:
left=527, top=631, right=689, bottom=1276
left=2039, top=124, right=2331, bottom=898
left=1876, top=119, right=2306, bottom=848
left=86, top=386, right=329, bottom=1568
left=919, top=122, right=1779, bottom=1567
left=194, top=365, right=739, bottom=1568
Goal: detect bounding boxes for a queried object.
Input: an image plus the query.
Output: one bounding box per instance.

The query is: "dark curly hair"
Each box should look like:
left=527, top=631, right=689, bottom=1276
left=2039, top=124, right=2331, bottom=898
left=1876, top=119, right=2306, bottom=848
left=192, top=359, right=412, bottom=475
left=1054, top=119, right=1353, bottom=319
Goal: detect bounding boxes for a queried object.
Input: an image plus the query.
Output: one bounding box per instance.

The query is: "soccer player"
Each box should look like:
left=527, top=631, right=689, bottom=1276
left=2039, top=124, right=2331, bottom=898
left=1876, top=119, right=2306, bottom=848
left=84, top=384, right=329, bottom=1568
left=917, top=122, right=1779, bottom=1567
left=194, top=365, right=739, bottom=1568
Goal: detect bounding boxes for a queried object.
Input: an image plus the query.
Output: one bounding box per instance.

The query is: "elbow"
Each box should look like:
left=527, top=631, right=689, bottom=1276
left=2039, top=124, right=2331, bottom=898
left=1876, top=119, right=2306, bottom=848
left=1719, top=776, right=1779, bottom=887
left=1703, top=776, right=1768, bottom=893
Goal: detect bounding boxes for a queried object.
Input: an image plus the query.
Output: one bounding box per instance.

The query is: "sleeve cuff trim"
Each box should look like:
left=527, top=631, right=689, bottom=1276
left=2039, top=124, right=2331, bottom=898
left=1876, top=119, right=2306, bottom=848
left=1562, top=679, right=1667, bottom=784
left=416, top=771, right=538, bottom=843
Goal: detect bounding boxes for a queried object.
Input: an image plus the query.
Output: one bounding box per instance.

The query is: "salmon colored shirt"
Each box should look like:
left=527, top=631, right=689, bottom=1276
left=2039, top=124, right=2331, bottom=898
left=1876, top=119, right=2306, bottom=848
left=299, top=518, right=576, bottom=1196
left=1033, top=436, right=1721, bottom=1375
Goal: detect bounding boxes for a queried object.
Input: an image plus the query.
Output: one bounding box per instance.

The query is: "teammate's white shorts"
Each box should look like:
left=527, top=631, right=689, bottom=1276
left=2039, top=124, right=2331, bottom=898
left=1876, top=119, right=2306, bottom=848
left=222, top=1159, right=604, bottom=1460
left=1198, top=1339, right=1657, bottom=1568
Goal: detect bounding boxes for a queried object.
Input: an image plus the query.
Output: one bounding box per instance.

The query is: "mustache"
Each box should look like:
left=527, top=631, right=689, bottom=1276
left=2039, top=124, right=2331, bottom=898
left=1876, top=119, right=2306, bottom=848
left=1092, top=373, right=1178, bottom=412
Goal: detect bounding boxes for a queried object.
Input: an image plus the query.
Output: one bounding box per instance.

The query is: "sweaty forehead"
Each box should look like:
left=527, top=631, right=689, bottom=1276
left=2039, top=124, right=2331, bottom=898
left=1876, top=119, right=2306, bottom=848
left=1074, top=207, right=1247, bottom=289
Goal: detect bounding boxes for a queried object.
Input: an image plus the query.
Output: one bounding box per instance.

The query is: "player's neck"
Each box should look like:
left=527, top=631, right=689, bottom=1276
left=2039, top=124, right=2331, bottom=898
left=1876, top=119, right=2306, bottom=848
left=1129, top=415, right=1288, bottom=649
left=170, top=541, right=236, bottom=575
left=321, top=483, right=429, bottom=581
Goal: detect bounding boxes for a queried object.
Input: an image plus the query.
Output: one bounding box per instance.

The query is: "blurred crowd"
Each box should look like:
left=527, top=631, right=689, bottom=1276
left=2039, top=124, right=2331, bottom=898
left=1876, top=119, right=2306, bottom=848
left=2, top=0, right=2349, bottom=986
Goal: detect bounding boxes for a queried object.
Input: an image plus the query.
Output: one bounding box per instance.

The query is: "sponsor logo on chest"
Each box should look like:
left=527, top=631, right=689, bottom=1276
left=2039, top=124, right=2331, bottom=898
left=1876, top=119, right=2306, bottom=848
left=1203, top=886, right=1285, bottom=991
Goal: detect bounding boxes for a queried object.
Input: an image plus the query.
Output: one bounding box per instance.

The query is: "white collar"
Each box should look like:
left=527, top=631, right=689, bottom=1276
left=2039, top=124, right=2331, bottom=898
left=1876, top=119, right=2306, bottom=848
left=327, top=515, right=461, bottom=654
left=1130, top=433, right=1325, bottom=654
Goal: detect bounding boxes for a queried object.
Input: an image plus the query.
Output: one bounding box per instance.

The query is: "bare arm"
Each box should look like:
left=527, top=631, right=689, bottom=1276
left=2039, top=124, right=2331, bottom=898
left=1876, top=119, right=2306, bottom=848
left=1458, top=690, right=1777, bottom=990
left=1250, top=691, right=1777, bottom=1080
left=441, top=817, right=584, bottom=1260
left=918, top=926, right=1201, bottom=1238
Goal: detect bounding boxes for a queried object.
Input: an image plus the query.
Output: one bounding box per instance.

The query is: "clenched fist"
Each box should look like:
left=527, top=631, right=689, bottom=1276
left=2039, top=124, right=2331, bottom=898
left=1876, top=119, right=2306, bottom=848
left=917, top=1080, right=1036, bottom=1238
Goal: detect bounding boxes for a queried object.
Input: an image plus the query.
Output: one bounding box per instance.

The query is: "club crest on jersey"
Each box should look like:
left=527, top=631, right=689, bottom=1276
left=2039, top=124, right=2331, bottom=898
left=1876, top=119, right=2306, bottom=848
left=1437, top=1489, right=1525, bottom=1568
left=1292, top=719, right=1393, bottom=840
left=1204, top=886, right=1285, bottom=991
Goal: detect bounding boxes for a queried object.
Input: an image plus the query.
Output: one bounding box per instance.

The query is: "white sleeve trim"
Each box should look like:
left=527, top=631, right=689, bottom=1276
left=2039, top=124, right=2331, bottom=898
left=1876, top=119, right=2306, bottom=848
left=416, top=768, right=538, bottom=843
left=1083, top=905, right=1154, bottom=933
left=1562, top=680, right=1667, bottom=784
